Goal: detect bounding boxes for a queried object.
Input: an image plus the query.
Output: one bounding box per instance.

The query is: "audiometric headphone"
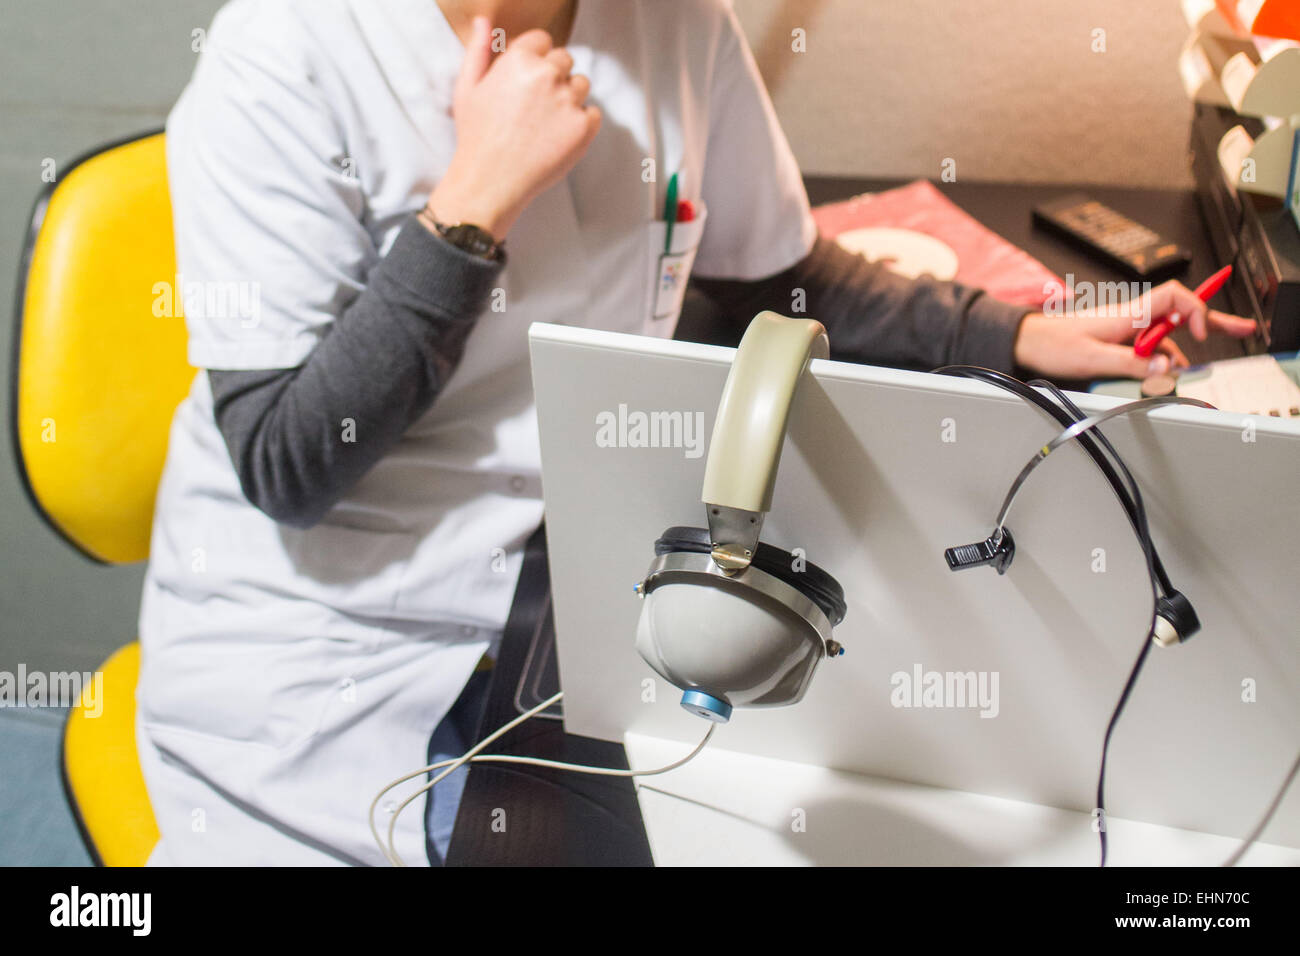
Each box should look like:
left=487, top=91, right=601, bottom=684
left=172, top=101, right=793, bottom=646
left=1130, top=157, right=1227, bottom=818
left=633, top=312, right=847, bottom=723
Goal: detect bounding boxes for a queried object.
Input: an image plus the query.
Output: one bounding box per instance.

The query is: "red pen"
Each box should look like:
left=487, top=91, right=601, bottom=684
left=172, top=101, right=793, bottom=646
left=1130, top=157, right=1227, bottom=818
left=675, top=199, right=695, bottom=223
left=1133, top=264, right=1233, bottom=358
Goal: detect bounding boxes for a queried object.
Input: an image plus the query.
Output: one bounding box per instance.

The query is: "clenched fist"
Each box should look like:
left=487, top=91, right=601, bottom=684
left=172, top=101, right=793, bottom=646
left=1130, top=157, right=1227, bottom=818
left=424, top=16, right=602, bottom=241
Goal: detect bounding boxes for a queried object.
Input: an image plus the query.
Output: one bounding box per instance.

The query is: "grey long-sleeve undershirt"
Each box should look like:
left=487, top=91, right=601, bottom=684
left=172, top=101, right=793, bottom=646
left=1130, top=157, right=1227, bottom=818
left=691, top=235, right=1027, bottom=371
left=206, top=213, right=503, bottom=529
left=207, top=221, right=1030, bottom=529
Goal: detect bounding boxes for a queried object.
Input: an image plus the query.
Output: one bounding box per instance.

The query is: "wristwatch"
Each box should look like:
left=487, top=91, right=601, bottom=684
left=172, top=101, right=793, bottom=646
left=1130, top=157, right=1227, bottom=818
left=418, top=207, right=505, bottom=263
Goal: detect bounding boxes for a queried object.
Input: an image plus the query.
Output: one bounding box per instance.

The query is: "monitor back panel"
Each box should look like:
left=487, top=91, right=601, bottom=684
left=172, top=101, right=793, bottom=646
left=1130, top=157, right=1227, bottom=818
left=529, top=322, right=1300, bottom=845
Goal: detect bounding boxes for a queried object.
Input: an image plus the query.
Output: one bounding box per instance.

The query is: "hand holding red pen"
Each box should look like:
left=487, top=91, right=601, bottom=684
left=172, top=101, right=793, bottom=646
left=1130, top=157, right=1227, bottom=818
left=1133, top=265, right=1234, bottom=358
left=1013, top=277, right=1257, bottom=380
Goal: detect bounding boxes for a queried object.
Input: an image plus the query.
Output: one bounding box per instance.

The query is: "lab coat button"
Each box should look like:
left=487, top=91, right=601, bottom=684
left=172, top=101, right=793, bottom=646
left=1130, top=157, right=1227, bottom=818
left=460, top=624, right=476, bottom=637
left=509, top=475, right=527, bottom=493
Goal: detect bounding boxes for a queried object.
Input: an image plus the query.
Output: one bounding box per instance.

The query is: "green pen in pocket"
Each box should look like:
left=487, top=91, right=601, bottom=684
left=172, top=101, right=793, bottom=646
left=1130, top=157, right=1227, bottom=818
left=663, top=172, right=679, bottom=254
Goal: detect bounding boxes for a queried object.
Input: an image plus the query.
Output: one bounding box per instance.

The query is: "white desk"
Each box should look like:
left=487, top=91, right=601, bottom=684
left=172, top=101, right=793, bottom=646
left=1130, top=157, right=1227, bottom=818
left=626, top=734, right=1300, bottom=867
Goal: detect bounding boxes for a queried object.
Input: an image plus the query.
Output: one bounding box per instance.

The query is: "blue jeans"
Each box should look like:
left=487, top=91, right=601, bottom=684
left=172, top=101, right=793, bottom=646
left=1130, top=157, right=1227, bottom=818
left=424, top=669, right=492, bottom=866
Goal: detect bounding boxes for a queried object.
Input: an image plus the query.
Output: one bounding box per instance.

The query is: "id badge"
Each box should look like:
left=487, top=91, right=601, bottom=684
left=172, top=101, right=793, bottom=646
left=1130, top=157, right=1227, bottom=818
left=653, top=251, right=692, bottom=320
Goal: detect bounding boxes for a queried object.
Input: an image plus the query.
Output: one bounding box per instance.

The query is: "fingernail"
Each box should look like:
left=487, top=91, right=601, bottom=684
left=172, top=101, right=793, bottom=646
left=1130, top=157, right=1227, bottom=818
left=1147, top=355, right=1170, bottom=375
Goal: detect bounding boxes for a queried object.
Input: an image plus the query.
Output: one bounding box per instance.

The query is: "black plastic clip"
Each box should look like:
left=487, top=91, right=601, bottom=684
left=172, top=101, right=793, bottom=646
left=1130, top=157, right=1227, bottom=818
left=944, top=528, right=1015, bottom=575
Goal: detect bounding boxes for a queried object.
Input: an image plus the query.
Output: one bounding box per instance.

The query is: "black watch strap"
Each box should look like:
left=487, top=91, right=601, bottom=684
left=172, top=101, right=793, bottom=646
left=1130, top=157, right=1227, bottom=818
left=418, top=208, right=505, bottom=262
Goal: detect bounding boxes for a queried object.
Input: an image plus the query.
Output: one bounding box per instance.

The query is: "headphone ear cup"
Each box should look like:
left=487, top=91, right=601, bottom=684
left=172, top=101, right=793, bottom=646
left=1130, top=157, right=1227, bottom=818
left=635, top=559, right=831, bottom=716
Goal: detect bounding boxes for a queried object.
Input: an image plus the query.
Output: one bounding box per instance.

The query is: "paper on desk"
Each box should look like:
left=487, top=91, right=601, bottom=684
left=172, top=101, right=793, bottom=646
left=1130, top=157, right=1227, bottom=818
left=1176, top=354, right=1300, bottom=417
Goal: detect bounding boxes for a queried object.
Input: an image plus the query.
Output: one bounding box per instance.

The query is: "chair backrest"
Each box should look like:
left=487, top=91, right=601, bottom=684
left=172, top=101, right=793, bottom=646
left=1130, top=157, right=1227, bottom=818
left=11, top=131, right=195, bottom=564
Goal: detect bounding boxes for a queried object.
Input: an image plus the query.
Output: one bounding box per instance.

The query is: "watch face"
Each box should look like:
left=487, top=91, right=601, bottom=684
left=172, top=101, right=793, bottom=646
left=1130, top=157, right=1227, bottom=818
left=445, top=223, right=495, bottom=255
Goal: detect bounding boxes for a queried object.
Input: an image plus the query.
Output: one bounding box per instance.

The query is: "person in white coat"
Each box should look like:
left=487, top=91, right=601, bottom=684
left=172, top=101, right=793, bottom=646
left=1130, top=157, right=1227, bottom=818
left=138, top=0, right=1256, bottom=866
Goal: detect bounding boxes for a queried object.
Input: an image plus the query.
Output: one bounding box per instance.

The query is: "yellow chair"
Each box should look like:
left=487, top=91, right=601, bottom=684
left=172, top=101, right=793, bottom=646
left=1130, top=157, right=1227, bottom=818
left=11, top=130, right=194, bottom=865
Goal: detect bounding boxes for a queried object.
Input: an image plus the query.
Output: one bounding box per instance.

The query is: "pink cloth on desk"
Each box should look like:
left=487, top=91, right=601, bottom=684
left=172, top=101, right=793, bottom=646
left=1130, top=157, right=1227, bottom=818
left=812, top=179, right=1069, bottom=308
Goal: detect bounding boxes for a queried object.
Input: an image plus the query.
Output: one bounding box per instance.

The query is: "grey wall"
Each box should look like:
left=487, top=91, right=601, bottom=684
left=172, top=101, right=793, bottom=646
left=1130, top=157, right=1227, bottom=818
left=734, top=0, right=1195, bottom=188
left=0, top=0, right=1194, bottom=676
left=1, top=0, right=225, bottom=675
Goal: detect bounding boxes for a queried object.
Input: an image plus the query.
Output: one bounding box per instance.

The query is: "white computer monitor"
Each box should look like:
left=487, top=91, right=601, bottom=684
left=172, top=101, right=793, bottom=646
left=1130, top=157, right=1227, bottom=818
left=529, top=321, right=1300, bottom=847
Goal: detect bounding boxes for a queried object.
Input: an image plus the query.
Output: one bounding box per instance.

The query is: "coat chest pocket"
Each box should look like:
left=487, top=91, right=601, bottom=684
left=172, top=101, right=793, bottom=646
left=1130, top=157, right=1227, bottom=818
left=644, top=202, right=708, bottom=335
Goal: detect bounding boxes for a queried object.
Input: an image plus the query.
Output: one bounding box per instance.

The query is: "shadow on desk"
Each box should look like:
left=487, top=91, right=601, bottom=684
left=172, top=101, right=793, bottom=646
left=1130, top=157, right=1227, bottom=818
left=637, top=785, right=997, bottom=866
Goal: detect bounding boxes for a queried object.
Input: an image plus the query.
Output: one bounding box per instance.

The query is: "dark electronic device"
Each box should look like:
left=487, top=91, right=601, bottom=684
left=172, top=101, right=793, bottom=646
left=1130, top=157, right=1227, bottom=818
left=1032, top=193, right=1192, bottom=281
left=1189, top=101, right=1300, bottom=352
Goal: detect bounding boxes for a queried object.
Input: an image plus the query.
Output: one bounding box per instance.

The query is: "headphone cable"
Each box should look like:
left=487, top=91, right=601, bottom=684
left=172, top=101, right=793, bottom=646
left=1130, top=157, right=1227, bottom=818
left=935, top=366, right=1174, bottom=594
left=370, top=690, right=716, bottom=866
left=934, top=366, right=1168, bottom=866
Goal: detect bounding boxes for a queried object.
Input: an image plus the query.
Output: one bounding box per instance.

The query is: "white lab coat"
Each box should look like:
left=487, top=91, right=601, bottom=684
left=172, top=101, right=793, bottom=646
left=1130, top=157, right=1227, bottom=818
left=137, top=0, right=817, bottom=866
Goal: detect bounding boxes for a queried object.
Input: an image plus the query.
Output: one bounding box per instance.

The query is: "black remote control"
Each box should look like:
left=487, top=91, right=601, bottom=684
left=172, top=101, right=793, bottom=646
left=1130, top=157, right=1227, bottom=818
left=1032, top=194, right=1191, bottom=281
